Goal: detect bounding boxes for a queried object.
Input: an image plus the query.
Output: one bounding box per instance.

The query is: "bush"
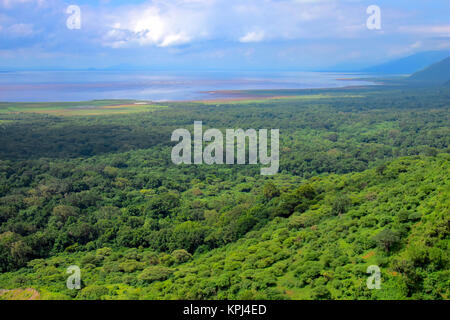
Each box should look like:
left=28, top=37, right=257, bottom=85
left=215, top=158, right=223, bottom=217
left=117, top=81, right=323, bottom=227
left=78, top=285, right=109, bottom=300
left=171, top=249, right=192, bottom=264
left=311, top=285, right=332, bottom=300
left=295, top=261, right=323, bottom=286
left=138, top=266, right=173, bottom=283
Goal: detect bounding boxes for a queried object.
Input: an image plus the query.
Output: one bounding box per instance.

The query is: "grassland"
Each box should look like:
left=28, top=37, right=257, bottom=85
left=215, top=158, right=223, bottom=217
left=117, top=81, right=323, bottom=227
left=198, top=94, right=355, bottom=105
left=0, top=100, right=167, bottom=116
left=0, top=93, right=363, bottom=114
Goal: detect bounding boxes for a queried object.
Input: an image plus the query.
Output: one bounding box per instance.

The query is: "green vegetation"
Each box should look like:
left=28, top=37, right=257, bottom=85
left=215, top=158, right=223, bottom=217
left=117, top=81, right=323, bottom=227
left=0, top=86, right=448, bottom=300
left=0, top=100, right=166, bottom=116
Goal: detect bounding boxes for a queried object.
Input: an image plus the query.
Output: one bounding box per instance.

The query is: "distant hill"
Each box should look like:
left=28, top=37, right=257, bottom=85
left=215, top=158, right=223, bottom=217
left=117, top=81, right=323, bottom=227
left=362, top=50, right=450, bottom=74
left=409, top=56, right=450, bottom=84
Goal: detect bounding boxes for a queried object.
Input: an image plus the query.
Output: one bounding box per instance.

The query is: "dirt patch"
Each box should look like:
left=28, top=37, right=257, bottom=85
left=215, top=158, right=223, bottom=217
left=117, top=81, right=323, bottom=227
left=0, top=288, right=40, bottom=300
left=362, top=250, right=375, bottom=260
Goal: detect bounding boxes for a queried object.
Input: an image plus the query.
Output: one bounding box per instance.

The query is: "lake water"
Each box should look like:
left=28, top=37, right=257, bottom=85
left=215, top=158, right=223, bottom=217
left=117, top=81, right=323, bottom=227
left=0, top=70, right=374, bottom=102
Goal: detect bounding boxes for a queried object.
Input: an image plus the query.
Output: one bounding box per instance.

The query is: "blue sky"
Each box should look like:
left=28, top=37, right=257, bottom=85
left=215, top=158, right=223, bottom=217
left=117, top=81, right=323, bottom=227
left=1, top=0, right=449, bottom=70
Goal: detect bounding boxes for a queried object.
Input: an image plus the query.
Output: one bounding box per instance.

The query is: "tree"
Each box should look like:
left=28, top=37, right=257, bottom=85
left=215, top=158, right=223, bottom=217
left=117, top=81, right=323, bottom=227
left=331, top=194, right=352, bottom=216
left=0, top=232, right=32, bottom=272
left=277, top=184, right=317, bottom=217
left=78, top=285, right=109, bottom=300
left=171, top=249, right=192, bottom=264
left=373, top=229, right=399, bottom=252
left=138, top=266, right=173, bottom=283
left=170, top=221, right=207, bottom=252
left=312, top=285, right=332, bottom=300
left=51, top=205, right=79, bottom=225
left=145, top=192, right=180, bottom=218
left=262, top=182, right=280, bottom=201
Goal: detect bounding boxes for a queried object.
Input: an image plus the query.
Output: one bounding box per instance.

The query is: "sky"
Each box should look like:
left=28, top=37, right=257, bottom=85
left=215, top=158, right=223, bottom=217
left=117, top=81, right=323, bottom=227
left=1, top=0, right=450, bottom=70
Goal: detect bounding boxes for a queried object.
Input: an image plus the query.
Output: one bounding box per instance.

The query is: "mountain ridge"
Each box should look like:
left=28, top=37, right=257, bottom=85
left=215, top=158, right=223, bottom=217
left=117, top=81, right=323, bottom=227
left=362, top=50, right=450, bottom=74
left=409, top=56, right=450, bottom=84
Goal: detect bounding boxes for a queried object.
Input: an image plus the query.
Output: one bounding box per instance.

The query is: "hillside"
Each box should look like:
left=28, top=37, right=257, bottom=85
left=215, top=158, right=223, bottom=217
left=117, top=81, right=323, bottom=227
left=409, top=57, right=450, bottom=84
left=0, top=155, right=448, bottom=300
left=363, top=51, right=450, bottom=74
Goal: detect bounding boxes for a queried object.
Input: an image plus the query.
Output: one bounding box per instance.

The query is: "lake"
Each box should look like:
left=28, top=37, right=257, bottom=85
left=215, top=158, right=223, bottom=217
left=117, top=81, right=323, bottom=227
left=0, top=70, right=374, bottom=102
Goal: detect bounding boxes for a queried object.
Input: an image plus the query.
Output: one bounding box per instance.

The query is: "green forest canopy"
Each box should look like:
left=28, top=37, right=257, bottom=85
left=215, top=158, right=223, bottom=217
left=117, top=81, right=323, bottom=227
left=0, top=85, right=448, bottom=300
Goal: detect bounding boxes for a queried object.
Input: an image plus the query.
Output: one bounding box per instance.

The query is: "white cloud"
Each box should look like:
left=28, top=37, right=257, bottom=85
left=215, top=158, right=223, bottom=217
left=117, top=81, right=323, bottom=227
left=387, top=40, right=423, bottom=57
left=98, top=0, right=368, bottom=48
left=101, top=1, right=213, bottom=48
left=0, top=0, right=46, bottom=8
left=411, top=41, right=422, bottom=49
left=239, top=31, right=265, bottom=43
left=398, top=25, right=450, bottom=35
left=3, top=0, right=447, bottom=60
left=6, top=23, right=34, bottom=37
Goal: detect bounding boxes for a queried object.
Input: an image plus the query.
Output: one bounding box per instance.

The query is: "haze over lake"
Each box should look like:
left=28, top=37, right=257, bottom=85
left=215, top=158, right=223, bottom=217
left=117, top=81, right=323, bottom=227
left=0, top=71, right=374, bottom=102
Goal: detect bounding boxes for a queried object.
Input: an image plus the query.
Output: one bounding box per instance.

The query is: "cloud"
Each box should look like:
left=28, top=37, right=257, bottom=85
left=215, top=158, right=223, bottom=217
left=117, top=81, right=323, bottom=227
left=95, top=0, right=370, bottom=48
left=2, top=0, right=426, bottom=49
left=100, top=1, right=213, bottom=48
left=398, top=25, right=450, bottom=35
left=2, top=0, right=450, bottom=69
left=239, top=31, right=265, bottom=43
left=0, top=0, right=46, bottom=8
left=5, top=23, right=34, bottom=37
left=387, top=40, right=423, bottom=57
left=411, top=41, right=422, bottom=49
